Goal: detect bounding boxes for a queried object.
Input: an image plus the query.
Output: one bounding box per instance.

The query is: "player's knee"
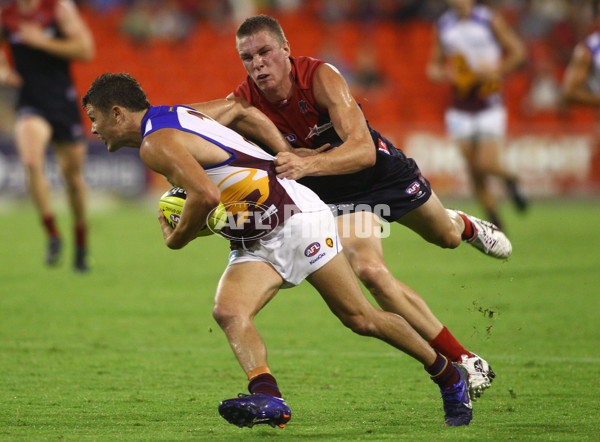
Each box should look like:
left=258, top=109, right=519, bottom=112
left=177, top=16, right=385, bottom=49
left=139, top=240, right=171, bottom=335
left=355, top=261, right=392, bottom=296
left=21, top=157, right=44, bottom=173
left=341, top=313, right=377, bottom=337
left=212, top=304, right=243, bottom=329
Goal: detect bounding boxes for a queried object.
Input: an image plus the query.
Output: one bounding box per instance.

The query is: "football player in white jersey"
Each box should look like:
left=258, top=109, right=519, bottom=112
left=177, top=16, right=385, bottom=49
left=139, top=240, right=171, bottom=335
left=427, top=0, right=528, bottom=229
left=562, top=2, right=600, bottom=107
left=82, top=73, right=474, bottom=428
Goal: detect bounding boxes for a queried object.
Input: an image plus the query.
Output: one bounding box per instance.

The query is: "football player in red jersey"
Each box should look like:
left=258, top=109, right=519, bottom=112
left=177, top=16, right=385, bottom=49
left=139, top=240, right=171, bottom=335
left=228, top=15, right=505, bottom=400
left=0, top=0, right=94, bottom=271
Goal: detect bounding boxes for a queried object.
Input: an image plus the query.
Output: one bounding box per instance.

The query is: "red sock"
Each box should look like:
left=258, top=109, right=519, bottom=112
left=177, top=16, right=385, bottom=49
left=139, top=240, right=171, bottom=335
left=248, top=373, right=282, bottom=398
left=425, top=351, right=460, bottom=389
left=429, top=326, right=473, bottom=362
left=457, top=212, right=475, bottom=240
left=75, top=223, right=87, bottom=250
left=42, top=215, right=60, bottom=239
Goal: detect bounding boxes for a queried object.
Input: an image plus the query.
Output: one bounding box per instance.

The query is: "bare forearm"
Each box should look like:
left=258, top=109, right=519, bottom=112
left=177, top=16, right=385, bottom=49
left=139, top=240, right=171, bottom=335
left=563, top=88, right=600, bottom=107
left=194, top=98, right=293, bottom=154
left=231, top=106, right=292, bottom=154
left=500, top=52, right=525, bottom=76
left=35, top=36, right=93, bottom=61
left=165, top=197, right=215, bottom=249
left=305, top=141, right=375, bottom=176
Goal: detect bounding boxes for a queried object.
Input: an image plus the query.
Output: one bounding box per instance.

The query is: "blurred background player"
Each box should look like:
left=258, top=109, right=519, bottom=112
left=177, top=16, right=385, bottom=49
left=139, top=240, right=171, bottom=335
left=83, top=72, right=474, bottom=428
left=0, top=0, right=95, bottom=271
left=229, top=14, right=502, bottom=400
left=427, top=0, right=528, bottom=230
left=562, top=1, right=600, bottom=108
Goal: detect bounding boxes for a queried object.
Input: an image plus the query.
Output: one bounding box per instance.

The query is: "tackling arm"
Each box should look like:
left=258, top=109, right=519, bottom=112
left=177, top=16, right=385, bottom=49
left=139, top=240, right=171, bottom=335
left=190, top=96, right=294, bottom=154
left=140, top=129, right=221, bottom=250
left=274, top=63, right=375, bottom=180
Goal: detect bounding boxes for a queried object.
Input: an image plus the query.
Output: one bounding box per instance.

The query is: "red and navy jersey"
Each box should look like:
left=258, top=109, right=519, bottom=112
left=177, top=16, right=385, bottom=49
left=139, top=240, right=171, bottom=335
left=234, top=56, right=335, bottom=149
left=1, top=0, right=76, bottom=110
left=233, top=56, right=407, bottom=203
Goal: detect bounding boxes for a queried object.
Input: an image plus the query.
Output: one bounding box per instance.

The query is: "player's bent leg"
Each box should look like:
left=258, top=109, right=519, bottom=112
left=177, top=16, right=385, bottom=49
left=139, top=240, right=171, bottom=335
left=307, top=253, right=437, bottom=366
left=214, top=262, right=291, bottom=428
left=213, top=261, right=283, bottom=374
left=397, top=192, right=462, bottom=249
left=338, top=213, right=444, bottom=341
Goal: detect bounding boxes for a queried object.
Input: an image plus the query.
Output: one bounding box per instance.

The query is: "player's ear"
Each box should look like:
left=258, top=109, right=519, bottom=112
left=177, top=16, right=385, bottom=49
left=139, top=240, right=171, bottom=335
left=282, top=40, right=290, bottom=57
left=112, top=105, right=124, bottom=122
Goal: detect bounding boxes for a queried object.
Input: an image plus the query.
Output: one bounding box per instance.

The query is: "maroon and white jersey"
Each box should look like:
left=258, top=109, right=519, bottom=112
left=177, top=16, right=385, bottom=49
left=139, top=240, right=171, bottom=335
left=142, top=105, right=328, bottom=248
left=437, top=5, right=503, bottom=111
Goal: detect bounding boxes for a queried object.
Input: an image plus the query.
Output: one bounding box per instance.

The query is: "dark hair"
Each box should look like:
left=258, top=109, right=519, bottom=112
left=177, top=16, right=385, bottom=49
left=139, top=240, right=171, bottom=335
left=236, top=15, right=286, bottom=45
left=82, top=73, right=150, bottom=113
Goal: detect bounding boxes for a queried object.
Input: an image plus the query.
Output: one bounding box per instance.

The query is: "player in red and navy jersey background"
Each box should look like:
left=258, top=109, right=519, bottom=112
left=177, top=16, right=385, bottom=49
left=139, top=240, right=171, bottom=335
left=0, top=0, right=94, bottom=271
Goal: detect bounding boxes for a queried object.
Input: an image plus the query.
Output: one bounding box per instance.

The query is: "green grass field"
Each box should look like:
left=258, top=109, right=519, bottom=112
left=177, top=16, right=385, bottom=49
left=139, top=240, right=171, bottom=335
left=1, top=198, right=599, bottom=440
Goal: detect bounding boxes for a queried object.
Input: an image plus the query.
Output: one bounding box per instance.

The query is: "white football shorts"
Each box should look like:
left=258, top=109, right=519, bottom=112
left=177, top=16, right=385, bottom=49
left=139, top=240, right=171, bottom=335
left=445, top=105, right=506, bottom=140
left=227, top=206, right=342, bottom=288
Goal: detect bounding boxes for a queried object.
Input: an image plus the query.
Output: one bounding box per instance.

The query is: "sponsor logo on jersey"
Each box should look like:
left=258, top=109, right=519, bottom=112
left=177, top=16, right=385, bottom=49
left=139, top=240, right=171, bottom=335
left=285, top=133, right=297, bottom=143
left=304, top=242, right=321, bottom=257
left=405, top=181, right=421, bottom=195
left=170, top=214, right=180, bottom=224
left=306, top=122, right=333, bottom=140
left=378, top=139, right=390, bottom=154
left=309, top=253, right=326, bottom=265
left=298, top=100, right=309, bottom=114
left=325, top=237, right=334, bottom=248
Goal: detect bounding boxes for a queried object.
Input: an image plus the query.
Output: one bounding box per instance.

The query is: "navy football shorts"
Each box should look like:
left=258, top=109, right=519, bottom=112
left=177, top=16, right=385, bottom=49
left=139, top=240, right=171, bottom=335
left=299, top=143, right=432, bottom=223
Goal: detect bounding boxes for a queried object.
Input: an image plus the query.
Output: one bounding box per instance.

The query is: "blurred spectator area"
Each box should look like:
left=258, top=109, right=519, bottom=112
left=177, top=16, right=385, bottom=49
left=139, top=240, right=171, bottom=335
left=0, top=0, right=596, bottom=197
left=70, top=0, right=598, bottom=140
